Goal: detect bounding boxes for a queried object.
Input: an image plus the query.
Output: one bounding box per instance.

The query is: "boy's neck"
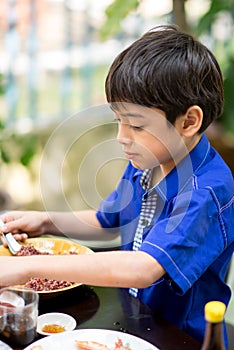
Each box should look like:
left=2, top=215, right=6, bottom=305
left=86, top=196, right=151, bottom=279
left=151, top=133, right=202, bottom=187
left=151, top=167, right=163, bottom=187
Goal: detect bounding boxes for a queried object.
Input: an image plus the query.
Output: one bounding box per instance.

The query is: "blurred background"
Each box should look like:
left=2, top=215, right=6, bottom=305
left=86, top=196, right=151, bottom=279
left=0, top=0, right=233, bottom=212
left=0, top=0, right=234, bottom=210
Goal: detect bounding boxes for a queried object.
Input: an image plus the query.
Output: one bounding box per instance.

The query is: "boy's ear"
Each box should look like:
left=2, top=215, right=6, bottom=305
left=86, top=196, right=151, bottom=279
left=179, top=105, right=203, bottom=136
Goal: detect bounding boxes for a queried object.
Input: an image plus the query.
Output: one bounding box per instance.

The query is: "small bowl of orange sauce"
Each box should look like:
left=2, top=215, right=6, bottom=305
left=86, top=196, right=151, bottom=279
left=37, top=312, right=76, bottom=336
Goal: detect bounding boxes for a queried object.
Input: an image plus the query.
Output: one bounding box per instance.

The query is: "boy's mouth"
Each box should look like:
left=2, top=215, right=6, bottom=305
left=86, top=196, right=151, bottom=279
left=124, top=151, right=138, bottom=159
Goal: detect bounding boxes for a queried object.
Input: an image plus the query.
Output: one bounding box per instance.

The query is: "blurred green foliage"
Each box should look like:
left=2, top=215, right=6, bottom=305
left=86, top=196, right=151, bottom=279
left=0, top=74, right=39, bottom=167
left=0, top=132, right=39, bottom=166
left=99, top=0, right=141, bottom=39
left=196, top=0, right=234, bottom=137
left=0, top=74, right=4, bottom=95
left=196, top=0, right=234, bottom=34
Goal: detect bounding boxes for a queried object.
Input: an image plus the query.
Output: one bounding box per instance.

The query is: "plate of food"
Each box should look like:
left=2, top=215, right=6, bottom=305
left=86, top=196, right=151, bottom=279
left=0, top=237, right=93, bottom=297
left=24, top=328, right=160, bottom=350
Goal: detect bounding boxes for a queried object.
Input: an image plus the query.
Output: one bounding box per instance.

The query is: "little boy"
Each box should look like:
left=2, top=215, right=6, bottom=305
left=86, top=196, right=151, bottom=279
left=1, top=25, right=234, bottom=346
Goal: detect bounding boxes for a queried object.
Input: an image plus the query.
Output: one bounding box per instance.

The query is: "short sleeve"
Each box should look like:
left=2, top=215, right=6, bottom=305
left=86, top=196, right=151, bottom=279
left=140, top=188, right=226, bottom=294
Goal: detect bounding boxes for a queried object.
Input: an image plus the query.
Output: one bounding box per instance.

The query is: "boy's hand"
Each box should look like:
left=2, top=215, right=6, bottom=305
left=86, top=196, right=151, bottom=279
left=0, top=211, right=47, bottom=247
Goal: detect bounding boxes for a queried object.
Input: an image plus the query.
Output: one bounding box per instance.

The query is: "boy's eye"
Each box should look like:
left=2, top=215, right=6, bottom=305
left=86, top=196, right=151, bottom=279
left=131, top=125, right=143, bottom=130
left=113, top=119, right=143, bottom=130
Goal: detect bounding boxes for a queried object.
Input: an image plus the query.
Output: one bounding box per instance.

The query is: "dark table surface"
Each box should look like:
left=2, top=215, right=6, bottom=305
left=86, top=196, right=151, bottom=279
left=11, top=285, right=201, bottom=350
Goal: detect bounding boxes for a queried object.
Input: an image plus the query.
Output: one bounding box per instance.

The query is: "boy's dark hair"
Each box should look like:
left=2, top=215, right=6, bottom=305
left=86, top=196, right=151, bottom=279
left=105, top=25, right=224, bottom=133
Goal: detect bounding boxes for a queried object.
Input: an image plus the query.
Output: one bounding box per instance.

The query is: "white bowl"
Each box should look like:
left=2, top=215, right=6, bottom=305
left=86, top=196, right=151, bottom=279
left=0, top=341, right=13, bottom=350
left=37, top=312, right=76, bottom=336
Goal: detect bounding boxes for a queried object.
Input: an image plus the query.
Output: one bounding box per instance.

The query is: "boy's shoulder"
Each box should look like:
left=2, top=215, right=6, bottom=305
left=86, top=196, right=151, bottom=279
left=192, top=136, right=233, bottom=204
left=195, top=141, right=233, bottom=186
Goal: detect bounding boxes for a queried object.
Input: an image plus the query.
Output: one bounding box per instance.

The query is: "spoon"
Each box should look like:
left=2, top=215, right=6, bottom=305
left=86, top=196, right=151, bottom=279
left=0, top=219, right=22, bottom=255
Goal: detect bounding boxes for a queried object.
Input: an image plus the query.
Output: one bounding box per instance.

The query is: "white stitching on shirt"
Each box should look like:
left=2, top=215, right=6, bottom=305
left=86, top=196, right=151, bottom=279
left=193, top=175, right=198, bottom=189
left=220, top=194, right=234, bottom=213
left=205, top=186, right=228, bottom=248
left=156, top=186, right=167, bottom=201
left=193, top=142, right=210, bottom=173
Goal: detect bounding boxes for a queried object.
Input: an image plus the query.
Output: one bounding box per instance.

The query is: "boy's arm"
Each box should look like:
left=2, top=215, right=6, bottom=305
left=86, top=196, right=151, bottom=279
left=0, top=210, right=118, bottom=243
left=0, top=249, right=165, bottom=289
left=43, top=210, right=118, bottom=240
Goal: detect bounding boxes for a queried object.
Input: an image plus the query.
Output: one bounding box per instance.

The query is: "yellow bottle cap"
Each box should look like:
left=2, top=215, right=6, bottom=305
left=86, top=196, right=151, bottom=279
left=204, top=301, right=226, bottom=323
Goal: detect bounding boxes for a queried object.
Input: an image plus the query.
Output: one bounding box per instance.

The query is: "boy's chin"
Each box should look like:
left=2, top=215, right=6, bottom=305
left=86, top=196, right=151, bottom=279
left=131, top=160, right=145, bottom=169
left=131, top=160, right=159, bottom=170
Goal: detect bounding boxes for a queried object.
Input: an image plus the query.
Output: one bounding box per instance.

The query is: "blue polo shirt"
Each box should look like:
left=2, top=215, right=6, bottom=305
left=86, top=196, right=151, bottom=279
left=96, top=134, right=234, bottom=345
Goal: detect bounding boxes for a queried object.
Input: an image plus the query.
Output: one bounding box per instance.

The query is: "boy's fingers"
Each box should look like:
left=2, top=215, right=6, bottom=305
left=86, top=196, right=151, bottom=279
left=12, top=233, right=28, bottom=241
left=0, top=233, right=28, bottom=247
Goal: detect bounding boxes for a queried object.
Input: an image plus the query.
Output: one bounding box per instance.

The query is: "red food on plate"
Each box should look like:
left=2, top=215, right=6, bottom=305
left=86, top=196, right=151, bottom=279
left=15, top=243, right=77, bottom=292
left=76, top=341, right=110, bottom=349
left=75, top=338, right=132, bottom=350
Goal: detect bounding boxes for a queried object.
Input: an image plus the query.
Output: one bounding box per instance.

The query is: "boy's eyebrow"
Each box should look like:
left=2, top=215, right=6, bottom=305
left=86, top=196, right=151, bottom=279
left=118, top=112, right=145, bottom=118
left=108, top=105, right=145, bottom=118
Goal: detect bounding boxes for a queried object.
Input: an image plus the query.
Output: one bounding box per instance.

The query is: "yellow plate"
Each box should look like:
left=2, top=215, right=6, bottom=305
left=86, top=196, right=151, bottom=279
left=0, top=237, right=93, bottom=297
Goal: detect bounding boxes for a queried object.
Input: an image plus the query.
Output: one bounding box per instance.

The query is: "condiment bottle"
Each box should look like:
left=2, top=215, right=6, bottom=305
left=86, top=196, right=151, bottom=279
left=201, top=300, right=226, bottom=350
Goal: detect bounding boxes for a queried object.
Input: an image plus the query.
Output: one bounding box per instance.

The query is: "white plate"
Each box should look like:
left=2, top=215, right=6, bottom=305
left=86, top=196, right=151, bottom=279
left=0, top=341, right=12, bottom=350
left=24, top=329, right=160, bottom=349
left=37, top=312, right=76, bottom=335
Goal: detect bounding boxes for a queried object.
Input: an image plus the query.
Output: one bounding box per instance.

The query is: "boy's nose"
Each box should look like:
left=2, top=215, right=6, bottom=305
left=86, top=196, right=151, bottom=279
left=116, top=123, right=132, bottom=145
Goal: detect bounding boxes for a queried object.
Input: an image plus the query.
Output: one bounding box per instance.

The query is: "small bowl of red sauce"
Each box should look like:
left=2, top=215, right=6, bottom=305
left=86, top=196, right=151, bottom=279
left=37, top=312, right=76, bottom=336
